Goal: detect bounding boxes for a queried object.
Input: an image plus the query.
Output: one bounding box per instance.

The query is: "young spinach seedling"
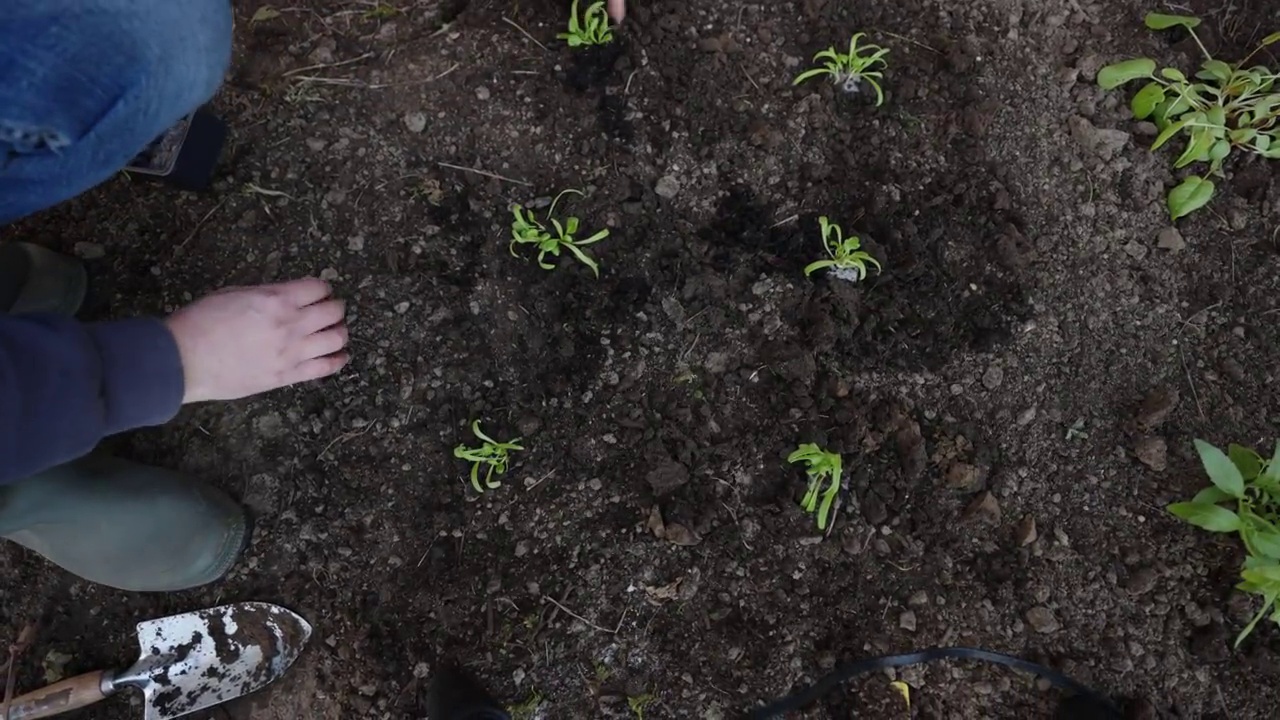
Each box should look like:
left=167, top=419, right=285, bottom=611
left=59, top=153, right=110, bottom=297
left=1098, top=13, right=1280, bottom=220
left=803, top=216, right=882, bottom=282
left=510, top=189, right=610, bottom=277
left=794, top=33, right=890, bottom=105
left=788, top=443, right=844, bottom=530
left=558, top=0, right=614, bottom=47
left=1168, top=438, right=1280, bottom=645
left=453, top=420, right=524, bottom=494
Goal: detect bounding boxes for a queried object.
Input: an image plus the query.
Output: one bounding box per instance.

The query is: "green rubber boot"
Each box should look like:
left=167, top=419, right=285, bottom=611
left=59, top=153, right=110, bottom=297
left=0, top=455, right=250, bottom=591
left=0, top=242, right=251, bottom=591
left=0, top=242, right=87, bottom=315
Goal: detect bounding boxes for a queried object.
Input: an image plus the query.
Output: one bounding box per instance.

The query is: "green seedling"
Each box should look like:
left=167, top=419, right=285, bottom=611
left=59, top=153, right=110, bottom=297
left=803, top=216, right=882, bottom=282
left=453, top=420, right=523, bottom=494
left=794, top=33, right=890, bottom=105
left=558, top=0, right=614, bottom=47
left=1098, top=13, right=1280, bottom=220
left=787, top=443, right=843, bottom=530
left=627, top=693, right=654, bottom=720
left=509, top=690, right=544, bottom=720
left=1168, top=439, right=1280, bottom=646
left=510, top=189, right=609, bottom=277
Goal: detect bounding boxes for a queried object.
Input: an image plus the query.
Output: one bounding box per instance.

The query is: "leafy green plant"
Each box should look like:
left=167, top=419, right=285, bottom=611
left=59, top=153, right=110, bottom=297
left=508, top=690, right=544, bottom=720
left=1098, top=13, right=1280, bottom=220
left=558, top=0, right=614, bottom=47
left=1168, top=439, right=1280, bottom=645
left=453, top=420, right=523, bottom=493
left=787, top=443, right=844, bottom=530
left=510, top=189, right=609, bottom=277
left=627, top=693, right=654, bottom=720
left=794, top=33, right=890, bottom=105
left=803, top=216, right=882, bottom=281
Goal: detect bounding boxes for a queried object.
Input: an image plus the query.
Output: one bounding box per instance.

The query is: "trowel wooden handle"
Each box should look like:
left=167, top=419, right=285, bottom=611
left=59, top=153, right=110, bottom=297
left=3, top=670, right=110, bottom=720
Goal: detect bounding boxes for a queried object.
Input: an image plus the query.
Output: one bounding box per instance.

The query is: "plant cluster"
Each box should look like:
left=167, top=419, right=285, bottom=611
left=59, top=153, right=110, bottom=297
left=1169, top=439, right=1280, bottom=645
left=787, top=444, right=844, bottom=530
left=453, top=421, right=524, bottom=494
left=510, top=189, right=610, bottom=277
left=1098, top=13, right=1280, bottom=220
left=558, top=0, right=614, bottom=47
left=794, top=33, right=890, bottom=105
left=803, top=216, right=882, bottom=282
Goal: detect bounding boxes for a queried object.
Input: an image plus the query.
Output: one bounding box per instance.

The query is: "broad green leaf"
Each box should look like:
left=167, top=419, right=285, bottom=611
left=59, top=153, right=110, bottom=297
left=251, top=5, right=281, bottom=22
left=1243, top=565, right=1280, bottom=585
left=1175, top=128, right=1215, bottom=167
left=1131, top=81, right=1166, bottom=118
left=1168, top=502, right=1242, bottom=532
left=1168, top=176, right=1216, bottom=220
left=1196, top=439, right=1246, bottom=497
left=1258, top=134, right=1273, bottom=151
left=1199, top=59, right=1233, bottom=82
left=1192, top=485, right=1232, bottom=505
left=1264, top=441, right=1280, bottom=483
left=1145, top=13, right=1202, bottom=30
left=1249, top=527, right=1280, bottom=559
left=1231, top=128, right=1259, bottom=144
left=1229, top=444, right=1264, bottom=479
left=1206, top=105, right=1227, bottom=128
left=1209, top=139, right=1231, bottom=164
left=1265, top=32, right=1280, bottom=46
left=1161, top=67, right=1188, bottom=82
left=1098, top=58, right=1157, bottom=89
left=1152, top=117, right=1193, bottom=150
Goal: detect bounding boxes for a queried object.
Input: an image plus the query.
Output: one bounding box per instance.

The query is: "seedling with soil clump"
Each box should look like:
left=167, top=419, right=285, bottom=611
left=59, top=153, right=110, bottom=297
left=1168, top=439, right=1280, bottom=645
left=509, top=189, right=610, bottom=277
left=454, top=421, right=523, bottom=494
left=794, top=33, right=890, bottom=105
left=558, top=0, right=614, bottom=47
left=1098, top=13, right=1280, bottom=220
left=788, top=443, right=844, bottom=531
left=803, top=216, right=882, bottom=282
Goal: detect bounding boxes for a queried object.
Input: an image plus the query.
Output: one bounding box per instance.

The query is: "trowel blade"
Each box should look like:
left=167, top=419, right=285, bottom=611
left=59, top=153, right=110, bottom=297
left=116, top=602, right=312, bottom=720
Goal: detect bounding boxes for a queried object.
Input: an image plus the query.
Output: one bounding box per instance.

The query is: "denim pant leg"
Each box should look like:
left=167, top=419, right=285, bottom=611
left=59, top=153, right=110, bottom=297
left=0, top=0, right=233, bottom=225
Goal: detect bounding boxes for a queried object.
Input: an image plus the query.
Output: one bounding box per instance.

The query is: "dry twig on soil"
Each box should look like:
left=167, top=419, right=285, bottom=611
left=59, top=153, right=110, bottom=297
left=1, top=621, right=38, bottom=720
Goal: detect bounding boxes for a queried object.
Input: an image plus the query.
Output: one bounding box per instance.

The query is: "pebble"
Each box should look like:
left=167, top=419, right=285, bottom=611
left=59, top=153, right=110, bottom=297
left=1016, top=406, right=1037, bottom=426
left=907, top=590, right=930, bottom=608
left=320, top=267, right=340, bottom=282
left=899, top=610, right=917, bottom=632
left=982, top=364, right=1004, bottom=390
left=1123, top=241, right=1148, bottom=260
left=395, top=301, right=410, bottom=314
left=961, top=491, right=1001, bottom=524
left=348, top=235, right=366, bottom=252
left=73, top=242, right=105, bottom=260
left=1157, top=226, right=1186, bottom=252
left=1015, top=514, right=1038, bottom=546
left=1025, top=606, right=1060, bottom=634
left=514, top=540, right=530, bottom=557
left=476, top=86, right=491, bottom=100
left=1136, top=387, right=1179, bottom=428
left=655, top=175, right=681, bottom=199
left=305, top=137, right=328, bottom=152
left=1134, top=436, right=1167, bottom=471
left=403, top=111, right=427, bottom=133
left=946, top=462, right=983, bottom=491
left=1125, top=566, right=1160, bottom=596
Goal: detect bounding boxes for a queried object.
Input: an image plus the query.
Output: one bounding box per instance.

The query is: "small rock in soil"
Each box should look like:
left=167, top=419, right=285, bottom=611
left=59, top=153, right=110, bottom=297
left=1157, top=226, right=1186, bottom=252
left=517, top=414, right=543, bottom=436
left=348, top=235, right=366, bottom=252
left=908, top=590, right=930, bottom=608
left=646, top=458, right=690, bottom=496
left=1134, top=436, right=1167, bottom=471
left=1015, top=514, right=1037, bottom=546
left=899, top=610, right=917, bottom=632
left=1067, top=115, right=1130, bottom=160
left=1136, top=387, right=1180, bottom=429
left=945, top=462, right=984, bottom=491
left=647, top=505, right=666, bottom=538
left=982, top=365, right=1004, bottom=390
left=962, top=491, right=1001, bottom=525
left=895, top=421, right=927, bottom=480
left=664, top=522, right=701, bottom=546
left=403, top=111, right=427, bottom=133
left=655, top=175, right=681, bottom=199
left=475, top=86, right=491, bottom=100
left=1125, top=567, right=1160, bottom=596
left=73, top=242, right=105, bottom=260
left=1025, top=606, right=1060, bottom=634
left=1123, top=241, right=1148, bottom=261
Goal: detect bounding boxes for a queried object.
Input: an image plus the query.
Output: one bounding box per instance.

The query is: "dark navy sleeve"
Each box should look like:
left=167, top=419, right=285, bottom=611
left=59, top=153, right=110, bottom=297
left=0, top=315, right=185, bottom=483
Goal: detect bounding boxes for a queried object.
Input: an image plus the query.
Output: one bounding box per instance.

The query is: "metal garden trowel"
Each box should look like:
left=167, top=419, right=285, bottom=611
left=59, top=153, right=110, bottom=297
left=4, top=602, right=311, bottom=720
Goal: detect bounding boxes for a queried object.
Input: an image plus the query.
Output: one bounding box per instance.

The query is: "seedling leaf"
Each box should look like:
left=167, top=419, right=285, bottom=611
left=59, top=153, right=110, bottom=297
left=1195, top=439, right=1246, bottom=498
left=1168, top=502, right=1242, bottom=532
left=1131, top=81, right=1166, bottom=118
left=1167, top=176, right=1215, bottom=220
left=1098, top=58, right=1156, bottom=89
left=1145, top=13, right=1202, bottom=30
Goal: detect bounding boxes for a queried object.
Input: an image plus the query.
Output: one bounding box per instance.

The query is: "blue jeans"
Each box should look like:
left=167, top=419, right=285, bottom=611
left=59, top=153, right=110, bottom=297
left=0, top=0, right=233, bottom=224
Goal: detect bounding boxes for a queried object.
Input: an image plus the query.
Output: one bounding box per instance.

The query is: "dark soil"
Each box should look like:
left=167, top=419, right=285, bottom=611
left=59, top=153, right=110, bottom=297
left=4, top=0, right=1280, bottom=718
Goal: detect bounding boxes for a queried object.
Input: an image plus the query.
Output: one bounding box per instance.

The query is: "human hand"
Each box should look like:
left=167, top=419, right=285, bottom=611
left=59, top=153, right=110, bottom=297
left=165, top=278, right=350, bottom=403
left=607, top=0, right=625, bottom=22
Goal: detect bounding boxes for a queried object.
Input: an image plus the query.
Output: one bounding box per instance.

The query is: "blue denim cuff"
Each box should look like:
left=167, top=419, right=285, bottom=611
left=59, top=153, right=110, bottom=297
left=85, top=317, right=184, bottom=435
